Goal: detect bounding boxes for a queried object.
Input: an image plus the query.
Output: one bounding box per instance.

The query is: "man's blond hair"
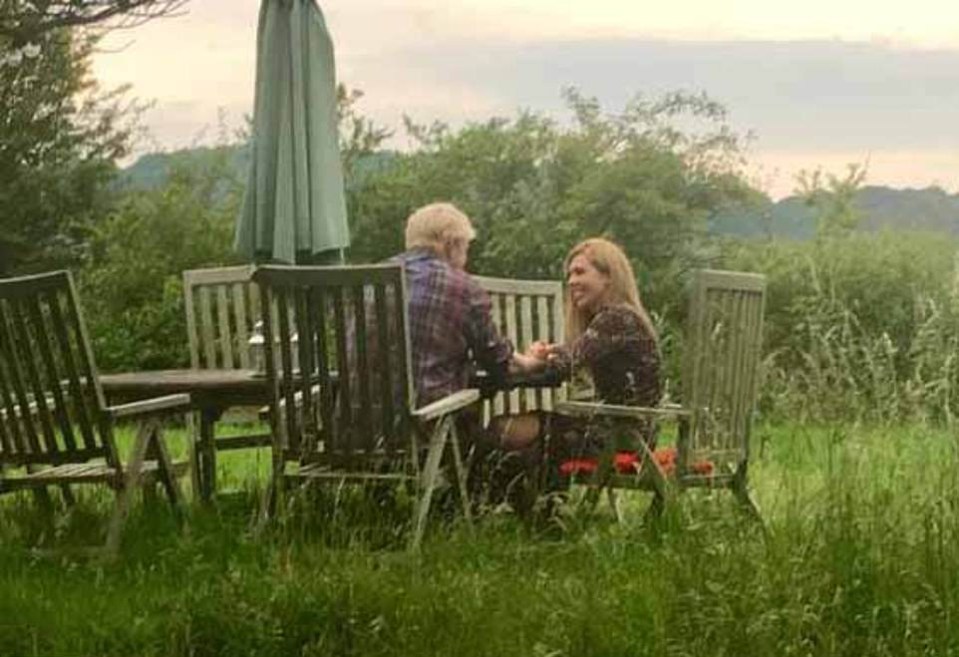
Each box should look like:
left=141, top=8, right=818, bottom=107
left=404, top=202, right=476, bottom=251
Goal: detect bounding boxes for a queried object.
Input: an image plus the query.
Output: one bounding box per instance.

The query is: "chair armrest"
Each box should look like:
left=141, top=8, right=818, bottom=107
left=106, top=393, right=192, bottom=419
left=554, top=400, right=692, bottom=420
left=412, top=389, right=481, bottom=422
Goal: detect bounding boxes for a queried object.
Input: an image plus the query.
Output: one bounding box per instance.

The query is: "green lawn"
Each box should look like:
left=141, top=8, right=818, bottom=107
left=3, top=421, right=959, bottom=656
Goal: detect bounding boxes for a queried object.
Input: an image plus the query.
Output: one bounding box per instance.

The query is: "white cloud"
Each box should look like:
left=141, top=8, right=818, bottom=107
left=91, top=0, right=959, bottom=196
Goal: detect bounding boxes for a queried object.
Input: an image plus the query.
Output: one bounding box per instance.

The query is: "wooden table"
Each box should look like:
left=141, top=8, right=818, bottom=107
left=100, top=369, right=270, bottom=502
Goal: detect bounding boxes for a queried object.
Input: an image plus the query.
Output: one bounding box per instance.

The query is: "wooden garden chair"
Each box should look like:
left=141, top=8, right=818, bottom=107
left=473, top=275, right=567, bottom=423
left=555, top=269, right=766, bottom=521
left=0, top=271, right=189, bottom=554
left=253, top=264, right=480, bottom=550
left=182, top=265, right=271, bottom=500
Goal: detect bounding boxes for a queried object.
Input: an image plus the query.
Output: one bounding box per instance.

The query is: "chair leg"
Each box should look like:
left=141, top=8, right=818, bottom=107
left=644, top=490, right=666, bottom=522
left=447, top=420, right=473, bottom=527
left=410, top=416, right=450, bottom=551
left=148, top=422, right=184, bottom=520
left=639, top=441, right=671, bottom=523
left=606, top=488, right=623, bottom=524
left=197, top=411, right=217, bottom=504
left=731, top=467, right=764, bottom=527
left=105, top=419, right=152, bottom=556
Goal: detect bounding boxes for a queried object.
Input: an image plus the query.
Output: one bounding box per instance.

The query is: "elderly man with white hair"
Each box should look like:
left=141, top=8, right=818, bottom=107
left=391, top=202, right=541, bottom=407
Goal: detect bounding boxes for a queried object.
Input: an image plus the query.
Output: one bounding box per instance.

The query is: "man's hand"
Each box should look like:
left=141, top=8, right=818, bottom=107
left=510, top=352, right=547, bottom=374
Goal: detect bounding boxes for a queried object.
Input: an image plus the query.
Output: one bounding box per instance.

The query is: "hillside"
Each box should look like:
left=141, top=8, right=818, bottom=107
left=711, top=186, right=959, bottom=239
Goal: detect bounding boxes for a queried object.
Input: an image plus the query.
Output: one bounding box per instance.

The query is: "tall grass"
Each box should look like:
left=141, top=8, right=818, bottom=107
left=3, top=422, right=959, bottom=656
left=721, top=232, right=959, bottom=425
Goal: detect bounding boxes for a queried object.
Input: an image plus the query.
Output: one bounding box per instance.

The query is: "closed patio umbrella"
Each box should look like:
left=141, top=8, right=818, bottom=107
left=235, top=0, right=348, bottom=264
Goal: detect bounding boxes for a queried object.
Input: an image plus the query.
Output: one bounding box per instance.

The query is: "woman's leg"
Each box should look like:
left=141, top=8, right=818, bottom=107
left=485, top=412, right=546, bottom=514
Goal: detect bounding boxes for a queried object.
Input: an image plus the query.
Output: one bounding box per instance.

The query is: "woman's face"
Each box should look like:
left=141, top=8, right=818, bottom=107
left=567, top=254, right=611, bottom=314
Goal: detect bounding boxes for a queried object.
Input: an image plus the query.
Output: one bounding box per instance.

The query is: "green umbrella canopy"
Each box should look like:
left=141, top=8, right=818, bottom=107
left=235, top=0, right=349, bottom=264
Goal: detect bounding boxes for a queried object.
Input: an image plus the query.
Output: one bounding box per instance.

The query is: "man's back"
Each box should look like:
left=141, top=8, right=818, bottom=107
left=392, top=248, right=512, bottom=406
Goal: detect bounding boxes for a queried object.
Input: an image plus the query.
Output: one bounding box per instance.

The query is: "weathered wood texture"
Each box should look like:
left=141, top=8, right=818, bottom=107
left=253, top=264, right=477, bottom=549
left=554, top=268, right=766, bottom=519
left=0, top=270, right=187, bottom=553
left=473, top=275, right=566, bottom=419
left=182, top=266, right=271, bottom=500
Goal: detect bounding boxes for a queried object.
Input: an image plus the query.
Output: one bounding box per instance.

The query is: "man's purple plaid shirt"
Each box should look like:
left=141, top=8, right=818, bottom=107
left=391, top=249, right=513, bottom=406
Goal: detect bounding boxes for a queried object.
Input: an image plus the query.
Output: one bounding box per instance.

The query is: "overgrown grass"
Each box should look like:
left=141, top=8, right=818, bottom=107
left=3, top=421, right=959, bottom=656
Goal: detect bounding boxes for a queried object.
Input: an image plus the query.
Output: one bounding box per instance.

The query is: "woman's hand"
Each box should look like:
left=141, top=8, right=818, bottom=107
left=510, top=351, right=546, bottom=374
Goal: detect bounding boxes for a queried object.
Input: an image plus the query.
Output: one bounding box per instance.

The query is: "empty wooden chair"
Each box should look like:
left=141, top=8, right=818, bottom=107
left=182, top=265, right=271, bottom=500
left=253, top=264, right=480, bottom=550
left=555, top=269, right=766, bottom=521
left=0, top=271, right=188, bottom=554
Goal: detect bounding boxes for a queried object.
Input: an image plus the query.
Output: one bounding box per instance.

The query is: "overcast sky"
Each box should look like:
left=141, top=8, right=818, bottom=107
left=92, top=0, right=959, bottom=199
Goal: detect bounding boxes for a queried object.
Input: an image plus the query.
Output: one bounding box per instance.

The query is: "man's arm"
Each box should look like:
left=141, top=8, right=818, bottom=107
left=463, top=280, right=514, bottom=381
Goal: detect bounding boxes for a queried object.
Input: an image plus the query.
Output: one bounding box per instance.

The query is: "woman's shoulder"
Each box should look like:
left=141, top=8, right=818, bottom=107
left=589, top=303, right=640, bottom=328
left=589, top=304, right=655, bottom=340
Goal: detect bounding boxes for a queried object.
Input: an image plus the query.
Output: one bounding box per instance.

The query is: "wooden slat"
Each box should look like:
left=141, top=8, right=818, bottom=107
left=198, top=287, right=217, bottom=369
left=374, top=283, right=395, bottom=455
left=729, top=290, right=750, bottom=454
left=183, top=272, right=201, bottom=369
left=331, top=286, right=353, bottom=463
left=8, top=296, right=59, bottom=456
left=184, top=265, right=254, bottom=287
left=696, top=269, right=765, bottom=293
left=0, top=304, right=27, bottom=456
left=536, top=295, right=551, bottom=410
left=216, top=285, right=234, bottom=369
left=46, top=288, right=98, bottom=452
left=504, top=294, right=520, bottom=413
left=25, top=293, right=78, bottom=453
left=233, top=282, right=252, bottom=369
left=310, top=288, right=335, bottom=454
left=352, top=285, right=374, bottom=454
left=62, top=274, right=110, bottom=440
left=254, top=263, right=403, bottom=288
left=472, top=275, right=564, bottom=296
left=259, top=284, right=284, bottom=457
left=394, top=275, right=414, bottom=412
left=520, top=295, right=535, bottom=411
left=276, top=288, right=299, bottom=455
left=551, top=288, right=566, bottom=404
left=489, top=292, right=505, bottom=416
left=293, top=287, right=316, bottom=453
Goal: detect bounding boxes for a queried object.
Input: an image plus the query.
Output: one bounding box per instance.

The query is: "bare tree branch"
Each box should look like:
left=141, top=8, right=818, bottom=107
left=0, top=1, right=189, bottom=41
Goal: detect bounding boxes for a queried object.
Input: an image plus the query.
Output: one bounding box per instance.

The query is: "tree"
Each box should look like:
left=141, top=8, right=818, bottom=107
left=348, top=88, right=754, bottom=313
left=796, top=162, right=868, bottom=241
left=0, top=27, right=135, bottom=275
left=0, top=0, right=185, bottom=41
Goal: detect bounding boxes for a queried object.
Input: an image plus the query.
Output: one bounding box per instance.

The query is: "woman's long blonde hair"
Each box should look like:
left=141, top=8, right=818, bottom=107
left=563, top=238, right=658, bottom=344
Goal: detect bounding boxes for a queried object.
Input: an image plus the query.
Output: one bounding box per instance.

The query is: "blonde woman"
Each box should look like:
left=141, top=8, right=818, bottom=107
left=488, top=238, right=662, bottom=507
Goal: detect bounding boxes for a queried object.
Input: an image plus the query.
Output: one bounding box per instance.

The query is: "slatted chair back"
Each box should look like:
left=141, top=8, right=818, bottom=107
left=183, top=265, right=258, bottom=371
left=473, top=275, right=565, bottom=418
left=678, top=269, right=766, bottom=481
left=253, top=264, right=414, bottom=470
left=0, top=271, right=119, bottom=472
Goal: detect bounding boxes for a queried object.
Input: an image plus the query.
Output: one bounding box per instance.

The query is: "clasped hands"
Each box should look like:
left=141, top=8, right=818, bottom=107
left=510, top=340, right=561, bottom=373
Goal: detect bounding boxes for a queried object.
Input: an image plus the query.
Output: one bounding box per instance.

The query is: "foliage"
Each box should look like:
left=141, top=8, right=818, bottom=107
left=796, top=163, right=868, bottom=241
left=4, top=423, right=959, bottom=655
left=0, top=27, right=135, bottom=275
left=348, top=88, right=755, bottom=315
left=721, top=230, right=959, bottom=424
left=81, top=150, right=244, bottom=371
left=0, top=0, right=185, bottom=40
